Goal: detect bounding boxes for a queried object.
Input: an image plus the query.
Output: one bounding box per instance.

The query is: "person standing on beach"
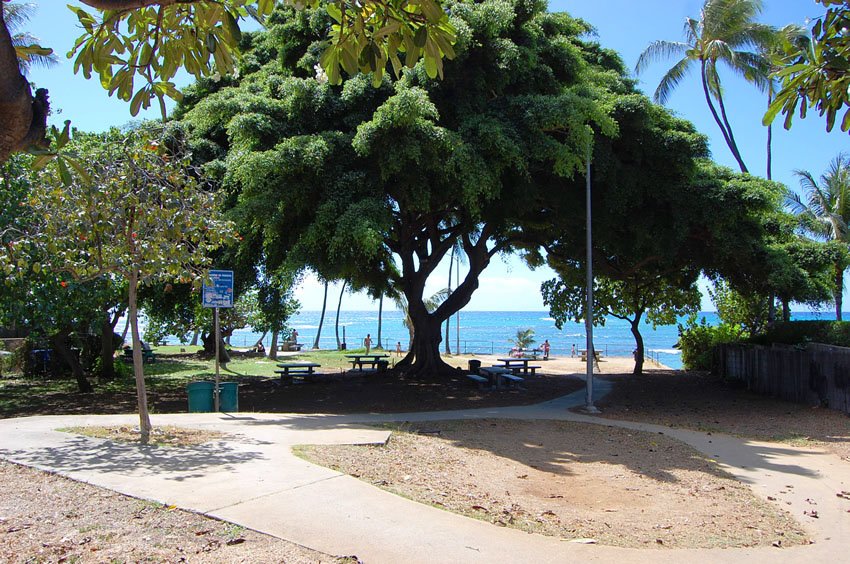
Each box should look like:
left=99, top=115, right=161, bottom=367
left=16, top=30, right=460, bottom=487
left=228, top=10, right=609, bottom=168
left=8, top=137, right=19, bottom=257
left=571, top=344, right=576, bottom=357
left=395, top=341, right=402, bottom=357
left=543, top=339, right=550, bottom=360
left=364, top=334, right=372, bottom=355
left=291, top=329, right=298, bottom=343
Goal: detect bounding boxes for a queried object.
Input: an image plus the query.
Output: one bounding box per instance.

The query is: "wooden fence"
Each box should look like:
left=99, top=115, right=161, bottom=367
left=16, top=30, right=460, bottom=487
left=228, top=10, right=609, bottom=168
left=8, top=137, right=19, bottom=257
left=715, top=343, right=850, bottom=414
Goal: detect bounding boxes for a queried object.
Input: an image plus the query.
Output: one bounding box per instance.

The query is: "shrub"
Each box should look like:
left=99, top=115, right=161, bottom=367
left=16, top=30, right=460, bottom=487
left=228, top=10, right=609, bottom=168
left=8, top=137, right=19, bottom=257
left=749, top=321, right=850, bottom=348
left=678, top=320, right=745, bottom=370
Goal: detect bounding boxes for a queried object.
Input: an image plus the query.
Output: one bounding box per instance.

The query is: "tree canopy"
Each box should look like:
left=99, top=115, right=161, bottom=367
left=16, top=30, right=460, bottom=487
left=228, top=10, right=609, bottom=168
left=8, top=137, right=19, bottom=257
left=178, top=0, right=626, bottom=375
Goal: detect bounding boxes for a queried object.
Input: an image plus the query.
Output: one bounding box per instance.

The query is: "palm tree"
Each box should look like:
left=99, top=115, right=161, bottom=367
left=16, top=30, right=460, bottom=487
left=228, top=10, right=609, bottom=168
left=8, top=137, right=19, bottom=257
left=788, top=153, right=850, bottom=320
left=635, top=0, right=774, bottom=173
left=510, top=328, right=536, bottom=351
left=334, top=279, right=347, bottom=350
left=2, top=2, right=57, bottom=75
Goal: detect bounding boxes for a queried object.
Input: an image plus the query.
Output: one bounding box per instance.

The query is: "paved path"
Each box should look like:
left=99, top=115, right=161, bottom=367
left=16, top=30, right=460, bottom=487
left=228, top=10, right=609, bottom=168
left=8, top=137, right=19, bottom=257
left=2, top=379, right=850, bottom=563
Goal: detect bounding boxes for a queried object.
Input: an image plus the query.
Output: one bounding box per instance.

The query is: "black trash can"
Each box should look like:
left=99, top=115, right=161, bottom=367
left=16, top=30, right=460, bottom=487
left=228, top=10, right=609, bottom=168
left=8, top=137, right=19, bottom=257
left=377, top=360, right=389, bottom=373
left=468, top=359, right=482, bottom=374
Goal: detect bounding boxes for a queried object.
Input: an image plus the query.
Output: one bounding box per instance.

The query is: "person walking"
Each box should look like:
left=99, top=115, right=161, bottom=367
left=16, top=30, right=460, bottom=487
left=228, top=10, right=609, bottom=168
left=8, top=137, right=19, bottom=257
left=364, top=333, right=372, bottom=355
left=395, top=341, right=402, bottom=357
left=542, top=339, right=550, bottom=360
left=571, top=343, right=576, bottom=358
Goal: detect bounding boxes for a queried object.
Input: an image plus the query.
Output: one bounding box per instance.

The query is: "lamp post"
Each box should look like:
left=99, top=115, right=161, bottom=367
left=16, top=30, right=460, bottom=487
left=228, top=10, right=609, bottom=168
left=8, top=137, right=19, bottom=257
left=584, top=140, right=599, bottom=413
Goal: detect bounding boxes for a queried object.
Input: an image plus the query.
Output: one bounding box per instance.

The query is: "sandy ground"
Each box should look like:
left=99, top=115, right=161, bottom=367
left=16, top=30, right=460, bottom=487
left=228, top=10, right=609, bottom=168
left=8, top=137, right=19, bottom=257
left=0, top=461, right=351, bottom=563
left=299, top=418, right=808, bottom=549
left=443, top=352, right=649, bottom=375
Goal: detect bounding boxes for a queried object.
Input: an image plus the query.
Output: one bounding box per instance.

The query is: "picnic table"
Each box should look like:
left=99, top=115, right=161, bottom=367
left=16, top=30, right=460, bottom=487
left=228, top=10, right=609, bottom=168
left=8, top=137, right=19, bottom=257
left=345, top=354, right=390, bottom=372
left=579, top=349, right=602, bottom=362
left=479, top=366, right=524, bottom=389
left=495, top=358, right=541, bottom=376
left=275, top=362, right=321, bottom=384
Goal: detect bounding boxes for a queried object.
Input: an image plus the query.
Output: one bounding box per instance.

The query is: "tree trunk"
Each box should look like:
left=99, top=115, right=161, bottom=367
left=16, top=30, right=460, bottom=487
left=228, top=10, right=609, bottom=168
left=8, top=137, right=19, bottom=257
left=376, top=293, right=384, bottom=349
left=51, top=328, right=93, bottom=393
left=445, top=246, right=454, bottom=355
left=766, top=87, right=773, bottom=180
left=0, top=11, right=49, bottom=164
left=782, top=299, right=791, bottom=322
left=313, top=281, right=328, bottom=349
left=253, top=331, right=267, bottom=350
left=335, top=280, right=347, bottom=350
left=630, top=313, right=645, bottom=376
left=190, top=330, right=199, bottom=346
left=405, top=311, right=453, bottom=377
left=767, top=292, right=776, bottom=326
left=201, top=332, right=230, bottom=362
left=700, top=60, right=748, bottom=173
left=99, top=314, right=116, bottom=380
left=269, top=330, right=278, bottom=360
left=836, top=263, right=844, bottom=321
left=128, top=270, right=152, bottom=443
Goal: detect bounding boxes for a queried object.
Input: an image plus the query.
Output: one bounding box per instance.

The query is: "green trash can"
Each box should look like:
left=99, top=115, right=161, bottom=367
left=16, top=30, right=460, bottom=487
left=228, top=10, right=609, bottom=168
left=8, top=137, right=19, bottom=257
left=187, top=381, right=214, bottom=413
left=218, top=382, right=239, bottom=412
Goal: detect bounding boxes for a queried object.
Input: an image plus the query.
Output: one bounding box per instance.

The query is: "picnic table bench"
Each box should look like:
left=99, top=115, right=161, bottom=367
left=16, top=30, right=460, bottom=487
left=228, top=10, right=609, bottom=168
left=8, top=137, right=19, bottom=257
left=275, top=362, right=321, bottom=384
left=123, top=347, right=157, bottom=363
left=480, top=366, right=524, bottom=389
left=580, top=349, right=602, bottom=362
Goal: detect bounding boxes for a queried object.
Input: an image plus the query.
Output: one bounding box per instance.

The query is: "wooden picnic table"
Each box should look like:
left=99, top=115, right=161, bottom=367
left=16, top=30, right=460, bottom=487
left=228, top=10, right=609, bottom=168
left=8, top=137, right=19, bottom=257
left=495, top=358, right=541, bottom=376
left=345, top=354, right=389, bottom=372
left=275, top=362, right=321, bottom=384
left=579, top=349, right=602, bottom=362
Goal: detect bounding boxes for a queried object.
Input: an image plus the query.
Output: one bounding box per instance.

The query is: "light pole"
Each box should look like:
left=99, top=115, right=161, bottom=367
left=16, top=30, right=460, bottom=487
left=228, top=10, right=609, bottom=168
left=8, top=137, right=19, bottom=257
left=584, top=140, right=599, bottom=413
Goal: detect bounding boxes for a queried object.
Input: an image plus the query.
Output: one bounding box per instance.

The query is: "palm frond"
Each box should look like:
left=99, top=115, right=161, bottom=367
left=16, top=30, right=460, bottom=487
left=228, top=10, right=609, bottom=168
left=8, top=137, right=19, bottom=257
left=634, top=40, right=690, bottom=75
left=653, top=56, right=694, bottom=104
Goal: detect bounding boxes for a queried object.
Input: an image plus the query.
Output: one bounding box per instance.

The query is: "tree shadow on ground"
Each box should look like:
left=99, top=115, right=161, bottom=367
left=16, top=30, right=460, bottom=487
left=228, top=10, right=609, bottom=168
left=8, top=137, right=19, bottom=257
left=0, top=434, right=265, bottom=482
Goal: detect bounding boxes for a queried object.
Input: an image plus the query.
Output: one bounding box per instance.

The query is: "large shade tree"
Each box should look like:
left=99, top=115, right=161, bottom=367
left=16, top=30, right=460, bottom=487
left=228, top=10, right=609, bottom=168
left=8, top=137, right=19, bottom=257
left=179, top=0, right=619, bottom=376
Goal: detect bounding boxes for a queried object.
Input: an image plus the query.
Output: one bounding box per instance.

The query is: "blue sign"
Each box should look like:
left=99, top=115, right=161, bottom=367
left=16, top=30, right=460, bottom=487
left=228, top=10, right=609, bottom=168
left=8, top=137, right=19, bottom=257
left=202, top=270, right=234, bottom=308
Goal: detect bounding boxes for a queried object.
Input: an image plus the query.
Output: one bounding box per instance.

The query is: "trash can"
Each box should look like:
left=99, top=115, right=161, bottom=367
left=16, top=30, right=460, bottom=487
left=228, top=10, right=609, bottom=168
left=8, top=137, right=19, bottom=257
left=187, top=381, right=214, bottom=413
left=468, top=359, right=481, bottom=374
left=218, top=382, right=239, bottom=412
left=377, top=360, right=389, bottom=373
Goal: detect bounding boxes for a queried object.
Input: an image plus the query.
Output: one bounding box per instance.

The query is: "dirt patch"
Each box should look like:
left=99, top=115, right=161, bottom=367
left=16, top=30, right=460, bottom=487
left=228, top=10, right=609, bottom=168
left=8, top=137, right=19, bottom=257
left=0, top=460, right=355, bottom=563
left=594, top=371, right=850, bottom=461
left=60, top=425, right=228, bottom=447
left=298, top=419, right=808, bottom=549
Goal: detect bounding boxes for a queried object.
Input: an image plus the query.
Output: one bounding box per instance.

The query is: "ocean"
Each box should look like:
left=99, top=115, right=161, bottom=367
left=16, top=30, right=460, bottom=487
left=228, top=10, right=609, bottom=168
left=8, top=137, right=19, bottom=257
left=210, top=310, right=844, bottom=370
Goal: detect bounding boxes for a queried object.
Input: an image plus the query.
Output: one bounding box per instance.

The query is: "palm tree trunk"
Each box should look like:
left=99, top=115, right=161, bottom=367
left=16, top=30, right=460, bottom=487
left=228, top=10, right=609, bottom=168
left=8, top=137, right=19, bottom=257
left=766, top=86, right=774, bottom=180
left=714, top=86, right=748, bottom=173
left=445, top=247, right=454, bottom=355
left=836, top=263, right=844, bottom=321
left=335, top=280, right=347, bottom=350
left=700, top=60, right=748, bottom=173
left=376, top=293, right=384, bottom=349
left=313, top=280, right=328, bottom=349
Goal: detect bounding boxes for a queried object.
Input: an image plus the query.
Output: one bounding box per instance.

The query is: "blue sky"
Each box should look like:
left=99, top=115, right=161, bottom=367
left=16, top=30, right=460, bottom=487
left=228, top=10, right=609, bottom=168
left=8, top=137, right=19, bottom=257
left=23, top=0, right=850, bottom=311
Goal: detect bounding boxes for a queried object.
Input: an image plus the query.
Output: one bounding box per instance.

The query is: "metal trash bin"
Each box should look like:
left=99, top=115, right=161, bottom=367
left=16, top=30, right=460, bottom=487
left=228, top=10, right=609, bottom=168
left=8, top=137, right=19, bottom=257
left=186, top=381, right=215, bottom=413
left=468, top=359, right=482, bottom=374
left=218, top=382, right=239, bottom=412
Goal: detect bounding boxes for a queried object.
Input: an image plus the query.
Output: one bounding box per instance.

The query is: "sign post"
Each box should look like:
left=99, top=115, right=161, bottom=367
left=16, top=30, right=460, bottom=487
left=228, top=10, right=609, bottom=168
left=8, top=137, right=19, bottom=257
left=202, top=270, right=234, bottom=411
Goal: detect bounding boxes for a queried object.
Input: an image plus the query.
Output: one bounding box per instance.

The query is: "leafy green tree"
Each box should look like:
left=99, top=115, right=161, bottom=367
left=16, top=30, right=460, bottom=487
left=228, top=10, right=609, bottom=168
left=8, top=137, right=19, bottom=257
left=182, top=0, right=616, bottom=376
left=9, top=125, right=235, bottom=442
left=766, top=0, right=850, bottom=132
left=787, top=153, right=850, bottom=319
left=0, top=0, right=454, bottom=163
left=635, top=0, right=774, bottom=173
left=247, top=272, right=300, bottom=358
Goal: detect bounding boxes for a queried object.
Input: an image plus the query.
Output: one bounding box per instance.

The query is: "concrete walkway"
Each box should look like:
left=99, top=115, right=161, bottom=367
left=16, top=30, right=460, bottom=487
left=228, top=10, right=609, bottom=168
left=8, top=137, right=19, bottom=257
left=2, top=380, right=850, bottom=563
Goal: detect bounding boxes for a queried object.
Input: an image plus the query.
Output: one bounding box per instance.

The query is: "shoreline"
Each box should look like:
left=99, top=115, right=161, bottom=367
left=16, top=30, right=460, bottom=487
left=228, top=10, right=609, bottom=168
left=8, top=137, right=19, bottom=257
left=440, top=353, right=673, bottom=372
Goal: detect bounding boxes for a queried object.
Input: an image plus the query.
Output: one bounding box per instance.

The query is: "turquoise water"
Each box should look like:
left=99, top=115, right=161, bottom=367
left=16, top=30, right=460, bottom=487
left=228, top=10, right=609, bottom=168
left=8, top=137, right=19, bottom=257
left=216, top=310, right=843, bottom=370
